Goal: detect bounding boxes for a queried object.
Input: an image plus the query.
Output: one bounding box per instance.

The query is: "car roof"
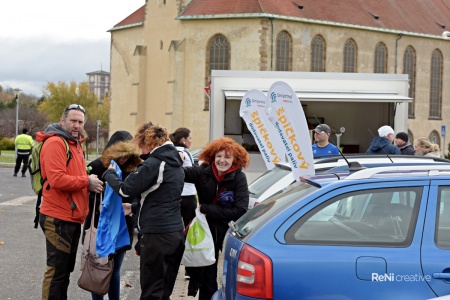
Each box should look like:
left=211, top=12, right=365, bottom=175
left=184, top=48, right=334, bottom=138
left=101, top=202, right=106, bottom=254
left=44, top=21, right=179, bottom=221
left=273, top=154, right=450, bottom=171
left=303, top=164, right=450, bottom=188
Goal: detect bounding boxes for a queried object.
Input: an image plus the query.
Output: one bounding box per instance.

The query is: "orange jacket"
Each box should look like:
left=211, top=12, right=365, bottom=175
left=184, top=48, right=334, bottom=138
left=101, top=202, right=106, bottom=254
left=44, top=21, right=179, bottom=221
left=38, top=131, right=90, bottom=224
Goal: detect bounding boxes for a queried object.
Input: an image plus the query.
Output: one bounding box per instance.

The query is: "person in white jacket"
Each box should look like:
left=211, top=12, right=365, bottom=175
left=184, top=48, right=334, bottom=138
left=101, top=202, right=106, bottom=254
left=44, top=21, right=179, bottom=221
left=169, top=127, right=197, bottom=280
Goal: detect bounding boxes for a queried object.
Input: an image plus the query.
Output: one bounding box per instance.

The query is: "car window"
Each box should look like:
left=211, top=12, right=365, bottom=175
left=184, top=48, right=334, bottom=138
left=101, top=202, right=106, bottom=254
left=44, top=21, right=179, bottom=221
left=285, top=186, right=422, bottom=247
left=237, top=182, right=319, bottom=238
left=436, top=186, right=450, bottom=249
left=248, top=165, right=291, bottom=198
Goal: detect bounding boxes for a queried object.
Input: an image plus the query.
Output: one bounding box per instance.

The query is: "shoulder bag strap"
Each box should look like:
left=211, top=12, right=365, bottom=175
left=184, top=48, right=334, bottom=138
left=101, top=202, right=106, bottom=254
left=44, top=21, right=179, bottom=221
left=86, top=194, right=97, bottom=252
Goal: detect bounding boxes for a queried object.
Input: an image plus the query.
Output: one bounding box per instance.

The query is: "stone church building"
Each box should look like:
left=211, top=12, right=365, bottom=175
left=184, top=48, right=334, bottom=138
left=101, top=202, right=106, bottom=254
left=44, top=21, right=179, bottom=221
left=108, top=0, right=450, bottom=153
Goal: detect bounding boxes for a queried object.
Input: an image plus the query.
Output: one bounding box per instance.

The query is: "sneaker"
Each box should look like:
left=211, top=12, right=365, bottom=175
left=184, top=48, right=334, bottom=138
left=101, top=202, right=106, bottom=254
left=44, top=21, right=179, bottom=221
left=13, top=173, right=17, bottom=177
left=22, top=173, right=26, bottom=177
left=184, top=270, right=190, bottom=280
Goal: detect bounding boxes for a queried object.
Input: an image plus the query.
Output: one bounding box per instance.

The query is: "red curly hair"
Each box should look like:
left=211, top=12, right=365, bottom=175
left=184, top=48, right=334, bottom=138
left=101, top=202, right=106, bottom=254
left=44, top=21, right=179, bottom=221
left=199, top=137, right=250, bottom=169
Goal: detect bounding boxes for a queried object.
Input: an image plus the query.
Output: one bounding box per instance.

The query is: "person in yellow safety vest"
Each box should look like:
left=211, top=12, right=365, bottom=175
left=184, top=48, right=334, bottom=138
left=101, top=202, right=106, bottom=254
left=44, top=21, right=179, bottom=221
left=14, top=128, right=34, bottom=177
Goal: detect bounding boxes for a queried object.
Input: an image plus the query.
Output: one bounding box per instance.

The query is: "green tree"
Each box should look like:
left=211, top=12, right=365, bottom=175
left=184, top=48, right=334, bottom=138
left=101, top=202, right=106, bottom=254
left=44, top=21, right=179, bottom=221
left=39, top=81, right=99, bottom=121
left=39, top=81, right=110, bottom=152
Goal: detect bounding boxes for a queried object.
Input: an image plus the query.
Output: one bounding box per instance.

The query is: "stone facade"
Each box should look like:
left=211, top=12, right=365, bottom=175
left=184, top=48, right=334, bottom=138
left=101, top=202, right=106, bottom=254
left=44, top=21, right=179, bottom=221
left=109, top=1, right=450, bottom=154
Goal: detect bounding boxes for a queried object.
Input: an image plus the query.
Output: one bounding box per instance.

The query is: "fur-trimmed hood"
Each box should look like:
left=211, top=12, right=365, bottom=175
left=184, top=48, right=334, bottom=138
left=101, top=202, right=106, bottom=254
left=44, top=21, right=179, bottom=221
left=101, top=141, right=142, bottom=173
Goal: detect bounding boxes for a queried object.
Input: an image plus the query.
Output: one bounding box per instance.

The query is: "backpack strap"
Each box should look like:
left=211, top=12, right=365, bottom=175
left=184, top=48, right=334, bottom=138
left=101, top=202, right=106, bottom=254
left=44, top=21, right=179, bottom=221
left=184, top=149, right=194, bottom=165
left=60, top=136, right=72, bottom=166
left=34, top=191, right=42, bottom=229
left=42, top=136, right=72, bottom=190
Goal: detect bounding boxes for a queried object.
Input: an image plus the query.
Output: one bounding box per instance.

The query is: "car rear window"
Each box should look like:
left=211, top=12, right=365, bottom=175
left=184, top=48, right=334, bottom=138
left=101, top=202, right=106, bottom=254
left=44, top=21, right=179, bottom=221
left=236, top=182, right=319, bottom=238
left=248, top=165, right=292, bottom=198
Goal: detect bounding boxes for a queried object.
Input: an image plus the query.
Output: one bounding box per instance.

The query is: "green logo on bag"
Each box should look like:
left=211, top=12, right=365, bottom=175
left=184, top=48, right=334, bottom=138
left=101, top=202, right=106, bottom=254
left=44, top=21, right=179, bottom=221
left=187, top=221, right=205, bottom=246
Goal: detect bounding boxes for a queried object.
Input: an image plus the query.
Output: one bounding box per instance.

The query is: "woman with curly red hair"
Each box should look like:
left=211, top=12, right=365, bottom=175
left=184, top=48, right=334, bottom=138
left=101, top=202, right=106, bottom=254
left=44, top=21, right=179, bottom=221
left=183, top=137, right=250, bottom=300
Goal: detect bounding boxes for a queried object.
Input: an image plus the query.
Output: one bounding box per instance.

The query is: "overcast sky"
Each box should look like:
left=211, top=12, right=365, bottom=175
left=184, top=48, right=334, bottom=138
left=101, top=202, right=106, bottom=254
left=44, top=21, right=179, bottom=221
left=0, top=1, right=144, bottom=97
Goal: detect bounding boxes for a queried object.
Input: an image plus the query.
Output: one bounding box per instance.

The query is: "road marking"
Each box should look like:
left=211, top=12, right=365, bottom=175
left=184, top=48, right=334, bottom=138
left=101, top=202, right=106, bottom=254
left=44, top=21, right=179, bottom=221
left=0, top=196, right=36, bottom=205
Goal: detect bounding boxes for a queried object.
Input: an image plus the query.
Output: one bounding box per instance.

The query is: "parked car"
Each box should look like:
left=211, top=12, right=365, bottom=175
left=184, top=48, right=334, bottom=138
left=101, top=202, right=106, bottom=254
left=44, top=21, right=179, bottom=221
left=248, top=155, right=450, bottom=209
left=213, top=164, right=450, bottom=300
left=190, top=147, right=203, bottom=166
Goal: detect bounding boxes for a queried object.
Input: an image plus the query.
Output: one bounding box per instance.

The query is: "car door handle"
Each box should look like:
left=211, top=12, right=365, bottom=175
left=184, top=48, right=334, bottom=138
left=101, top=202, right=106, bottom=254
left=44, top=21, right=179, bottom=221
left=433, top=273, right=450, bottom=279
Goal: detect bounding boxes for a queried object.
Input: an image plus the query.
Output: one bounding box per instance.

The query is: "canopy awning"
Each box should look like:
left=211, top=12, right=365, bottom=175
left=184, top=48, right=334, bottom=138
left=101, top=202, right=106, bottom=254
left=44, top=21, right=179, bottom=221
left=223, top=90, right=412, bottom=102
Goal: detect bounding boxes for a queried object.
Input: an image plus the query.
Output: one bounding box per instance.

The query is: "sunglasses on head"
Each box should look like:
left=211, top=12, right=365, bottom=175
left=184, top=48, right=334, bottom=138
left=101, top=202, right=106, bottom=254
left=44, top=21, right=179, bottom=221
left=65, top=104, right=85, bottom=114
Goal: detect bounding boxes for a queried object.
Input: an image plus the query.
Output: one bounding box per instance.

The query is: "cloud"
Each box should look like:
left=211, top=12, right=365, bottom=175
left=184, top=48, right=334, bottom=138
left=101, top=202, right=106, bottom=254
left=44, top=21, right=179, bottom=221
left=0, top=36, right=110, bottom=97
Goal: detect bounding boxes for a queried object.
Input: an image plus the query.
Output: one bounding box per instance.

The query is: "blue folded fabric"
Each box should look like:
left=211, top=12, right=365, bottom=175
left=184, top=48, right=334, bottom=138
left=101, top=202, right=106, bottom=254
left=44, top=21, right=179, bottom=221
left=218, top=190, right=234, bottom=208
left=96, top=160, right=130, bottom=257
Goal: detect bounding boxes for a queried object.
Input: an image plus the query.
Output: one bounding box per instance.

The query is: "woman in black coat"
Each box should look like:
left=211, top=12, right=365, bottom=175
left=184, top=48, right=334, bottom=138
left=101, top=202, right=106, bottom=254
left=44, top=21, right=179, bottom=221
left=183, top=137, right=250, bottom=300
left=83, top=130, right=141, bottom=300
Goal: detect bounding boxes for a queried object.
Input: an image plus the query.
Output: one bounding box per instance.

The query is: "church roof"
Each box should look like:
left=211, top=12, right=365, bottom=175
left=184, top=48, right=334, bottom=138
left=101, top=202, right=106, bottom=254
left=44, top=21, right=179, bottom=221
left=178, top=0, right=450, bottom=36
left=109, top=5, right=145, bottom=31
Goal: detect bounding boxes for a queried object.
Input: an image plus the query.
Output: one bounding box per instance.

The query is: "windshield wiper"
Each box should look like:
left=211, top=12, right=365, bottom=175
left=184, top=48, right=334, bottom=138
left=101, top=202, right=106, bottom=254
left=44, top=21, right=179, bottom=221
left=228, top=221, right=243, bottom=238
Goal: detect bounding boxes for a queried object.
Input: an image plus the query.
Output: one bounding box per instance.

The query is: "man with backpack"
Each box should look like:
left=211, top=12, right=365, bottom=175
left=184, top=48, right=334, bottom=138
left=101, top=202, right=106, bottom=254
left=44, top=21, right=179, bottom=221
left=37, top=104, right=103, bottom=299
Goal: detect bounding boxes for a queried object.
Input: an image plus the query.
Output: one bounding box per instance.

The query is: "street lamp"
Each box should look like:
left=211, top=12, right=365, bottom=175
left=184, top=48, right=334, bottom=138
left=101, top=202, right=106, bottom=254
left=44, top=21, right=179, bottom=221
left=13, top=88, right=22, bottom=159
left=96, top=120, right=101, bottom=157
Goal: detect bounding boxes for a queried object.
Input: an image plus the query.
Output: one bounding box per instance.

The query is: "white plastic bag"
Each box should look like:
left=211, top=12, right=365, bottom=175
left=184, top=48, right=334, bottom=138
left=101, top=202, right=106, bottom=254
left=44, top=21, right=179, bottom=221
left=181, top=208, right=216, bottom=267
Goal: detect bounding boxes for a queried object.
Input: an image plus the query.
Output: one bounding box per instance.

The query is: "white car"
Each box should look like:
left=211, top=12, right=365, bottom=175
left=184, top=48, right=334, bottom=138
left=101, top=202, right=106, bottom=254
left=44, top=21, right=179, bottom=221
left=248, top=154, right=450, bottom=209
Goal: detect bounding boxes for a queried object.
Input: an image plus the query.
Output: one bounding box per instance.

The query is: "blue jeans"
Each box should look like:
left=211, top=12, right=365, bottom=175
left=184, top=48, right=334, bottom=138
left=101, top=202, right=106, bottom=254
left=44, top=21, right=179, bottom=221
left=91, top=251, right=126, bottom=300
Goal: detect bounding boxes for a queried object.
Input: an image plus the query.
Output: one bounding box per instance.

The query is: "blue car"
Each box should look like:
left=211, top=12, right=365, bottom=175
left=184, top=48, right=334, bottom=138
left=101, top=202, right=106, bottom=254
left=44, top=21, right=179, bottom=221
left=213, top=165, right=450, bottom=300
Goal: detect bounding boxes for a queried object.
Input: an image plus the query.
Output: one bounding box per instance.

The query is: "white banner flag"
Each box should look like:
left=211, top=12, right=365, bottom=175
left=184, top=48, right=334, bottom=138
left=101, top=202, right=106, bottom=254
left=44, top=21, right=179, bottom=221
left=240, top=89, right=285, bottom=170
left=266, top=81, right=315, bottom=179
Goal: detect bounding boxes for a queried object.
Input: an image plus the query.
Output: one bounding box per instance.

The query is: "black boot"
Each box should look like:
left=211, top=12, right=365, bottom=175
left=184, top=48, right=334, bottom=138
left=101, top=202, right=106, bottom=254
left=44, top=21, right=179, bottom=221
left=13, top=173, right=17, bottom=177
left=22, top=173, right=26, bottom=177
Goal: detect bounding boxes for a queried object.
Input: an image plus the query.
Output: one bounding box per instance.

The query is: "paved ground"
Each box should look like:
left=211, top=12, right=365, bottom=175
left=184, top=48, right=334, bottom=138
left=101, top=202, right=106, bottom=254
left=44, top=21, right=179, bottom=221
left=0, top=163, right=224, bottom=299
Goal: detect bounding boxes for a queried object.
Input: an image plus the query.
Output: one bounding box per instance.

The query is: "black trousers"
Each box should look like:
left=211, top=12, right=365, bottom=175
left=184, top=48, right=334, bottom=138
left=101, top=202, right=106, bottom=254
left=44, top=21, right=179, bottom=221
left=14, top=152, right=30, bottom=174
left=39, top=213, right=81, bottom=300
left=187, top=222, right=228, bottom=300
left=139, top=230, right=185, bottom=300
left=180, top=195, right=197, bottom=228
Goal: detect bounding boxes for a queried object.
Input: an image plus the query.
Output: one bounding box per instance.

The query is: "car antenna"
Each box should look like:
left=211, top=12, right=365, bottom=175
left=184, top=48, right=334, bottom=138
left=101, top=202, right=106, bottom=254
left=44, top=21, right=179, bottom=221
left=367, top=128, right=394, bottom=163
left=313, top=115, right=365, bottom=171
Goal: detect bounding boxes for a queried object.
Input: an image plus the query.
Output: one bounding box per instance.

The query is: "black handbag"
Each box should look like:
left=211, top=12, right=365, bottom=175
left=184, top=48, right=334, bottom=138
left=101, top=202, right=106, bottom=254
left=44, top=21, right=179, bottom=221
left=77, top=194, right=114, bottom=295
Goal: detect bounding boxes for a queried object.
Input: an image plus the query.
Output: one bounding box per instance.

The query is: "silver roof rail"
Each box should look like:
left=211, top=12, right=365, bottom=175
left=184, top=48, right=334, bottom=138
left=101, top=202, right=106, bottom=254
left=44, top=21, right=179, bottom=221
left=345, top=165, right=450, bottom=180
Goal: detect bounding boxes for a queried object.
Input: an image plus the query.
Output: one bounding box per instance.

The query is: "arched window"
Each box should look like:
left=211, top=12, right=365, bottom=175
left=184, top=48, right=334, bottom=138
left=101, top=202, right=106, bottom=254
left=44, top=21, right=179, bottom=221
left=374, top=42, right=387, bottom=73
left=429, top=130, right=440, bottom=146
left=343, top=39, right=357, bottom=73
left=205, top=34, right=230, bottom=110
left=429, top=49, right=443, bottom=119
left=311, top=35, right=326, bottom=72
left=403, top=46, right=416, bottom=118
left=276, top=31, right=292, bottom=71
left=408, top=130, right=414, bottom=147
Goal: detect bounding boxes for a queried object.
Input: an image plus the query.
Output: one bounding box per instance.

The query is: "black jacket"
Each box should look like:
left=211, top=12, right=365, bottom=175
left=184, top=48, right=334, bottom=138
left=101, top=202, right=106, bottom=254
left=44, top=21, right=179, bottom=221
left=399, top=143, right=415, bottom=155
left=103, top=142, right=184, bottom=234
left=83, top=131, right=137, bottom=253
left=184, top=164, right=249, bottom=249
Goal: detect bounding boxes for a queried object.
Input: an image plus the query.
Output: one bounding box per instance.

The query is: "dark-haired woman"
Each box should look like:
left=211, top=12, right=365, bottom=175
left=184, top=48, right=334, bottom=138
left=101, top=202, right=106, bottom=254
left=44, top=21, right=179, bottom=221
left=169, top=127, right=198, bottom=280
left=83, top=131, right=141, bottom=300
left=169, top=128, right=197, bottom=229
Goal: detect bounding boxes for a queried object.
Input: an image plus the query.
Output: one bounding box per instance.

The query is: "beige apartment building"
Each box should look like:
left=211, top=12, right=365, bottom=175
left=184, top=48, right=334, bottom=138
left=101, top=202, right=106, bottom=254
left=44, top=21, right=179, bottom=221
left=108, top=0, right=450, bottom=154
